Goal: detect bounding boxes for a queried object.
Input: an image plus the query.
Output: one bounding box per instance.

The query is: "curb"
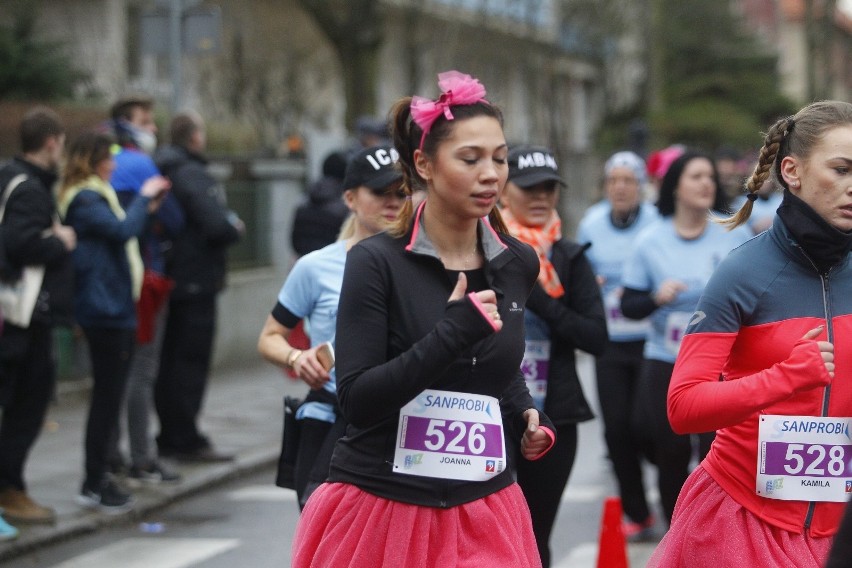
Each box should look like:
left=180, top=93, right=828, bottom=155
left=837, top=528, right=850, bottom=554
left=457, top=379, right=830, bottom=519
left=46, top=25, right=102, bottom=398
left=0, top=448, right=279, bottom=562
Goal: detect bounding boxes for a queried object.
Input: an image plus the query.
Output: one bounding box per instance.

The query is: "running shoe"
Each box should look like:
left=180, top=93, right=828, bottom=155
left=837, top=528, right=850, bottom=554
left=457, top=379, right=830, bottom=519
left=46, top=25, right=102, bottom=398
left=623, top=515, right=656, bottom=543
left=128, top=461, right=182, bottom=486
left=77, top=478, right=134, bottom=515
left=0, top=512, right=18, bottom=541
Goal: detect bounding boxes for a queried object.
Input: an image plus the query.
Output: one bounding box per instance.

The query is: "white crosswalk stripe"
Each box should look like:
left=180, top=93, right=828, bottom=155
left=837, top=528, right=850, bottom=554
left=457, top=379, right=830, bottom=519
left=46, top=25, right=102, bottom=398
left=47, top=538, right=240, bottom=568
left=553, top=541, right=658, bottom=568
left=227, top=485, right=297, bottom=502
left=561, top=484, right=606, bottom=502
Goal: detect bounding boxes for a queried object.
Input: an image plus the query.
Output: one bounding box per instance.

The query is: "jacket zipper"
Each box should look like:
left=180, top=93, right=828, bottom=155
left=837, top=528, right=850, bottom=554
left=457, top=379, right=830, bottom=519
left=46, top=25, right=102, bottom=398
left=796, top=246, right=834, bottom=530
left=439, top=354, right=478, bottom=508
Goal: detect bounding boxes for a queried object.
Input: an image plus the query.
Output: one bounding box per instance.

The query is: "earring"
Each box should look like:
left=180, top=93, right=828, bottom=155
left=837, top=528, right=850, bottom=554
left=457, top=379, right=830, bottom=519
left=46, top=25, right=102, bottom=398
left=791, top=181, right=799, bottom=188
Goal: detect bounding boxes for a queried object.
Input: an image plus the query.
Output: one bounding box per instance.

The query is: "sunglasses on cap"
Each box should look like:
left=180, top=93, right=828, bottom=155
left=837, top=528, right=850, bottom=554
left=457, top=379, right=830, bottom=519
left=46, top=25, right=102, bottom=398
left=368, top=186, right=407, bottom=200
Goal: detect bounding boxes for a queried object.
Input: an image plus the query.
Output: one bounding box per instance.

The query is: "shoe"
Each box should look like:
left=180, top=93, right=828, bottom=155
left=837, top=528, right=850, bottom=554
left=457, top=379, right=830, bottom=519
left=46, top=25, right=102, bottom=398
left=128, top=461, right=182, bottom=486
left=107, top=456, right=129, bottom=477
left=0, top=513, right=18, bottom=542
left=168, top=446, right=235, bottom=463
left=77, top=478, right=134, bottom=515
left=623, top=515, right=656, bottom=543
left=0, top=488, right=56, bottom=524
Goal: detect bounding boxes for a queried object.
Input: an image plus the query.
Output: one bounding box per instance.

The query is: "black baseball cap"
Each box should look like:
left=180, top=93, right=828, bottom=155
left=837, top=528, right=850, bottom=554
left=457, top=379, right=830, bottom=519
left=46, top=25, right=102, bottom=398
left=342, top=144, right=403, bottom=191
left=507, top=144, right=566, bottom=188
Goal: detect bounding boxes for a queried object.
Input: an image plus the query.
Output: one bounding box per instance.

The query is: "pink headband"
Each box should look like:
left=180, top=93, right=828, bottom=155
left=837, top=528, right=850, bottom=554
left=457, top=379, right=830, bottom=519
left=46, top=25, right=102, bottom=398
left=410, top=70, right=489, bottom=151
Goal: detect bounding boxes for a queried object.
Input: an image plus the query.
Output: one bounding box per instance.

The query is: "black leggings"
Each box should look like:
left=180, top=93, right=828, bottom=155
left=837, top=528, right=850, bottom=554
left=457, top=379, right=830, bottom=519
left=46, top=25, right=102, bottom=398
left=83, top=327, right=136, bottom=487
left=294, top=416, right=346, bottom=510
left=637, top=358, right=714, bottom=525
left=595, top=340, right=652, bottom=525
left=0, top=323, right=56, bottom=491
left=516, top=423, right=578, bottom=568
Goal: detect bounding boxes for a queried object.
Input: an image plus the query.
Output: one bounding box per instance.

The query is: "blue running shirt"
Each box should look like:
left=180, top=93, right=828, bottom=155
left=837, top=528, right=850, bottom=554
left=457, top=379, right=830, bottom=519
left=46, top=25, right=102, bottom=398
left=577, top=202, right=661, bottom=342
left=278, top=240, right=347, bottom=422
left=621, top=218, right=751, bottom=363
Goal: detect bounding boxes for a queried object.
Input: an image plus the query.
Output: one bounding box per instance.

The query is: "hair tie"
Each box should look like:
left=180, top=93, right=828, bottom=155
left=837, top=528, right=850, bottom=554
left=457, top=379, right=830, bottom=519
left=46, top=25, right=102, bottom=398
left=410, top=71, right=489, bottom=151
left=746, top=192, right=758, bottom=202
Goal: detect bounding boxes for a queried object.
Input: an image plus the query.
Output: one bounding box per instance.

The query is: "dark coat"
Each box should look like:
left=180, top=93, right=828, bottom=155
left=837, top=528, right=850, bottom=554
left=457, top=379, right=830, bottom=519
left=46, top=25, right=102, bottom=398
left=154, top=145, right=241, bottom=300
left=329, top=214, right=555, bottom=508
left=524, top=239, right=608, bottom=425
left=63, top=188, right=151, bottom=329
left=290, top=176, right=348, bottom=256
left=0, top=157, right=74, bottom=327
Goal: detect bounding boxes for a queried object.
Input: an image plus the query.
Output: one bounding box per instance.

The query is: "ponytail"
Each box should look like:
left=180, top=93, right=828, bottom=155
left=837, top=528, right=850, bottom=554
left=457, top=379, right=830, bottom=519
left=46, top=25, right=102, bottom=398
left=388, top=97, right=419, bottom=237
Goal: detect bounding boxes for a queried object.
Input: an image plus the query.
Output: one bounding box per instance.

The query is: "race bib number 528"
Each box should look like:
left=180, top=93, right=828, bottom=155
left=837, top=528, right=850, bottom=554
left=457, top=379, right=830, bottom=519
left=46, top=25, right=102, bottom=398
left=757, top=415, right=852, bottom=502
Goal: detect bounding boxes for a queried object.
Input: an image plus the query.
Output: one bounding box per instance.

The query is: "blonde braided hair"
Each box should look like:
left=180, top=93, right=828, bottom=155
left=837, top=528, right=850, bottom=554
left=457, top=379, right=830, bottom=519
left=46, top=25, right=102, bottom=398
left=720, top=100, right=852, bottom=230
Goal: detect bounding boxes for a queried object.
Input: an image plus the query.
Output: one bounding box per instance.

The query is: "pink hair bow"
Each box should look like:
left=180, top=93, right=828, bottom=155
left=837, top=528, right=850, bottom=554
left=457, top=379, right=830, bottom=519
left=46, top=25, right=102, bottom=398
left=410, top=70, right=488, bottom=150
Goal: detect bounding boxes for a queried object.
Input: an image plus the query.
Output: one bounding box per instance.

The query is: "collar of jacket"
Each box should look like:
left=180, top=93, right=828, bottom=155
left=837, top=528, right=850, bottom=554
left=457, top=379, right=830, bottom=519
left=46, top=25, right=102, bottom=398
left=404, top=200, right=509, bottom=267
left=11, top=156, right=58, bottom=190
left=770, top=193, right=852, bottom=274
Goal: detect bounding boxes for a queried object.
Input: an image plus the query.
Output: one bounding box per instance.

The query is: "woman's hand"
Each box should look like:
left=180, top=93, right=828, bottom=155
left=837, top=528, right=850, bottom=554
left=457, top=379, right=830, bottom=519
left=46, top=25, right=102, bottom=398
left=140, top=175, right=171, bottom=212
left=653, top=279, right=687, bottom=306
left=257, top=315, right=329, bottom=389
left=292, top=346, right=332, bottom=390
left=521, top=409, right=551, bottom=460
left=802, top=325, right=835, bottom=378
left=52, top=221, right=76, bottom=251
left=448, top=272, right=502, bottom=331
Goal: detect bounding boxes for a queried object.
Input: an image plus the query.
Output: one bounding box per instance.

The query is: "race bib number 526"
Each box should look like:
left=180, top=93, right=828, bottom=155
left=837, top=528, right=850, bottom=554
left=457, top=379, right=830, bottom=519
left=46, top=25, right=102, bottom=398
left=393, top=389, right=506, bottom=482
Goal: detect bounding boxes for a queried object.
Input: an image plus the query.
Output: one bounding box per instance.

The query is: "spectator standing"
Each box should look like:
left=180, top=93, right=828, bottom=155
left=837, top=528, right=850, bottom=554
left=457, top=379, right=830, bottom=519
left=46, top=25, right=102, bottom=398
left=154, top=112, right=243, bottom=462
left=259, top=144, right=405, bottom=509
left=649, top=100, right=852, bottom=567
left=0, top=108, right=75, bottom=527
left=58, top=131, right=170, bottom=512
left=576, top=151, right=661, bottom=540
left=620, top=151, right=750, bottom=526
left=501, top=144, right=608, bottom=566
left=107, top=94, right=184, bottom=484
left=291, top=70, right=554, bottom=568
left=290, top=150, right=349, bottom=257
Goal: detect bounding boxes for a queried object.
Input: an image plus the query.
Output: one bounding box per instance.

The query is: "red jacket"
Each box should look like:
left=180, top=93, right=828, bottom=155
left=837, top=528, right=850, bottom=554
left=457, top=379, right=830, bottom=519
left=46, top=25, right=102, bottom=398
left=668, top=217, right=852, bottom=537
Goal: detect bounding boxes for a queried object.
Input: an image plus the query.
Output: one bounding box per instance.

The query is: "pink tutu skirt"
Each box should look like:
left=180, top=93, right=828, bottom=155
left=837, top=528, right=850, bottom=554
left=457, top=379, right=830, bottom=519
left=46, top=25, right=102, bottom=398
left=647, top=466, right=833, bottom=568
left=291, top=482, right=542, bottom=568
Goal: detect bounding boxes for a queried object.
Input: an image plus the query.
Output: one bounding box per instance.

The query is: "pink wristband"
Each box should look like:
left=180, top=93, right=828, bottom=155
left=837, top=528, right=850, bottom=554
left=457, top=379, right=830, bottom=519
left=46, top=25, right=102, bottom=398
left=466, top=292, right=499, bottom=332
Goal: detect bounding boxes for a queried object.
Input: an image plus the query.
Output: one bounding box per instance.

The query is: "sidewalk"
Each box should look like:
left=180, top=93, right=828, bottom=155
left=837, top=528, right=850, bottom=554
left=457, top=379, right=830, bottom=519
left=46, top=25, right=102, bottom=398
left=0, top=361, right=304, bottom=562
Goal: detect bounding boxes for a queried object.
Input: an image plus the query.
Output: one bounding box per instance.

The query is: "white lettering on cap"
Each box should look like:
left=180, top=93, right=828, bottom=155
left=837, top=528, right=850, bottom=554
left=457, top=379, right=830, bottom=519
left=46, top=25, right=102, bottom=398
left=365, top=148, right=400, bottom=170
left=517, top=152, right=557, bottom=170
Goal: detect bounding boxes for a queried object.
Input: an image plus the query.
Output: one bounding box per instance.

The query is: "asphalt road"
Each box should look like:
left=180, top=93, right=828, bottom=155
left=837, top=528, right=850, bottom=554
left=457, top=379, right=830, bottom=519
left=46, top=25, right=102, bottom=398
left=3, top=354, right=660, bottom=567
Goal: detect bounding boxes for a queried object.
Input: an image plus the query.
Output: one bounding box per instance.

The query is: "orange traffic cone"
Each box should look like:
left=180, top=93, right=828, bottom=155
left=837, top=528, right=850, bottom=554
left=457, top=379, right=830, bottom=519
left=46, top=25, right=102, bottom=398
left=596, top=496, right=629, bottom=568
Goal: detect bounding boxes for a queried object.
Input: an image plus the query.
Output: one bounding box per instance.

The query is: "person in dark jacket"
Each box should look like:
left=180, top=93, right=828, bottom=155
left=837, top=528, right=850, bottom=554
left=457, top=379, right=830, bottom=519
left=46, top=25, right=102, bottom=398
left=0, top=108, right=76, bottom=527
left=106, top=94, right=184, bottom=485
left=153, top=111, right=243, bottom=462
left=500, top=144, right=608, bottom=567
left=292, top=70, right=554, bottom=568
left=290, top=150, right=349, bottom=256
left=58, top=130, right=170, bottom=513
